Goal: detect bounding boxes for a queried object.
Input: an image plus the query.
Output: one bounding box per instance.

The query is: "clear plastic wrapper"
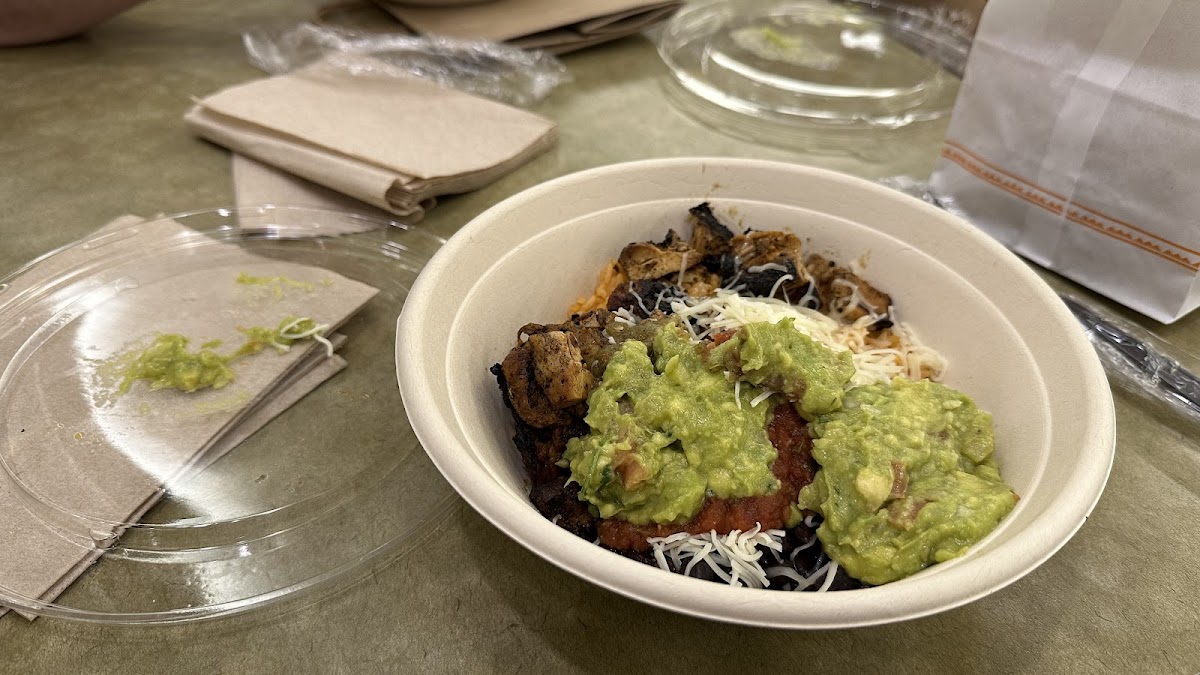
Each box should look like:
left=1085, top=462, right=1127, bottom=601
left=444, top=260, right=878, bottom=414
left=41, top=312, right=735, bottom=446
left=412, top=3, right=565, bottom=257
left=243, top=22, right=571, bottom=107
left=875, top=175, right=942, bottom=204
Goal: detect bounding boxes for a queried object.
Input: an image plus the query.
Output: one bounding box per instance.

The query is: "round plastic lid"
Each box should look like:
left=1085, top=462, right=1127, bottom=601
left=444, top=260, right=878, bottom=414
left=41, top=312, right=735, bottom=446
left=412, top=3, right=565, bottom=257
left=0, top=207, right=456, bottom=623
left=658, top=0, right=971, bottom=142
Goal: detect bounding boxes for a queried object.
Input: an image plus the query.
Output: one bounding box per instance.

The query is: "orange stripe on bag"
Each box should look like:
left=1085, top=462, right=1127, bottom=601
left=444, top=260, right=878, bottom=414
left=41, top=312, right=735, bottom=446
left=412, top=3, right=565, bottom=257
left=949, top=138, right=1200, bottom=257
left=940, top=146, right=1062, bottom=215
left=943, top=140, right=1070, bottom=202
left=1064, top=210, right=1200, bottom=271
left=1068, top=200, right=1200, bottom=257
left=945, top=138, right=1200, bottom=257
left=941, top=142, right=1200, bottom=272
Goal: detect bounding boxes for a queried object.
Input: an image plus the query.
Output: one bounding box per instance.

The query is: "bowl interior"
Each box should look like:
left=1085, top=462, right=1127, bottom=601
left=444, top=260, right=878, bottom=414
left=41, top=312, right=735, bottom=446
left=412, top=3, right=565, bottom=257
left=396, top=158, right=1113, bottom=628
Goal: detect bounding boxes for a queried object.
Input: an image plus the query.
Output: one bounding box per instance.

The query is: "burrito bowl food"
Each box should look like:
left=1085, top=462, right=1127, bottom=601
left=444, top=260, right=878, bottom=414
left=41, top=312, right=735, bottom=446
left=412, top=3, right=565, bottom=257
left=490, top=202, right=1018, bottom=592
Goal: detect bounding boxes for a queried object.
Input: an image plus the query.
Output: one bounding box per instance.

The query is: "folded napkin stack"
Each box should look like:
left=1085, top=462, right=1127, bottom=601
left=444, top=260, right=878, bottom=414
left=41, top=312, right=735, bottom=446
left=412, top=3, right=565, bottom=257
left=232, top=154, right=397, bottom=220
left=373, top=0, right=682, bottom=54
left=185, top=66, right=557, bottom=220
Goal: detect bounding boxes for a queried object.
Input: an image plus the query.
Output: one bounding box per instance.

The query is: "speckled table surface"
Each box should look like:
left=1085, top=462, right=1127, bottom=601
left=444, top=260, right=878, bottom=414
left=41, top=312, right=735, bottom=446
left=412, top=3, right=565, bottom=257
left=1, top=2, right=1198, bottom=673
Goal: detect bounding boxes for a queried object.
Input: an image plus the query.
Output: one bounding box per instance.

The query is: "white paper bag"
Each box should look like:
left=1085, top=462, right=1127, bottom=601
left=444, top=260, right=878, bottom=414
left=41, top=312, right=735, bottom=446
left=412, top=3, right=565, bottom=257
left=930, top=0, right=1200, bottom=324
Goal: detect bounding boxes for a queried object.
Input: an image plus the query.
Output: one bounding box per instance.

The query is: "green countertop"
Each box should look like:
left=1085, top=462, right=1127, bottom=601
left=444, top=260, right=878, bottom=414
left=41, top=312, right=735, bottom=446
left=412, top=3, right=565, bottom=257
left=1, top=1, right=1198, bottom=673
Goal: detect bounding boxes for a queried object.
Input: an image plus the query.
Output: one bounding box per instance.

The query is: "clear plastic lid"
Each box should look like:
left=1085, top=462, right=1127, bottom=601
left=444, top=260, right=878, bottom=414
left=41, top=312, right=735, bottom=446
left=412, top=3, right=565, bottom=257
left=0, top=207, right=455, bottom=623
left=657, top=0, right=971, bottom=147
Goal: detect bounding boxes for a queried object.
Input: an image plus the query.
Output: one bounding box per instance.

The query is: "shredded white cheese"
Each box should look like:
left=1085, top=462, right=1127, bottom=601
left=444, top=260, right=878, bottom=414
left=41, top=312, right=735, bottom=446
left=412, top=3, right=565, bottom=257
left=829, top=278, right=868, bottom=322
left=648, top=525, right=843, bottom=592
left=762, top=559, right=839, bottom=592
left=648, top=525, right=785, bottom=589
left=795, top=281, right=820, bottom=309
left=749, top=389, right=774, bottom=408
left=277, top=317, right=334, bottom=357
left=789, top=537, right=819, bottom=562
left=654, top=287, right=669, bottom=314
left=816, top=561, right=839, bottom=592
left=746, top=262, right=788, bottom=274
left=613, top=307, right=638, bottom=326
left=722, top=268, right=743, bottom=291
left=767, top=273, right=794, bottom=300
left=629, top=282, right=652, bottom=317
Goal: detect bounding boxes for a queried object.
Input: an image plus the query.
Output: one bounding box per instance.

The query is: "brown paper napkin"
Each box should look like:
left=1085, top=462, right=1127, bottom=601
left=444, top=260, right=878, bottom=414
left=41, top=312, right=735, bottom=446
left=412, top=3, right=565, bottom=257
left=373, top=0, right=682, bottom=54
left=193, top=345, right=347, bottom=474
left=0, top=216, right=375, bottom=619
left=232, top=154, right=410, bottom=222
left=185, top=66, right=557, bottom=220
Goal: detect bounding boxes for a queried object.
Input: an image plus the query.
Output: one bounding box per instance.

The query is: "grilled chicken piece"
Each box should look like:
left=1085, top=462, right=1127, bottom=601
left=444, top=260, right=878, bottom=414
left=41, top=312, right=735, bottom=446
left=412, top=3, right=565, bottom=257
left=521, top=310, right=616, bottom=378
left=688, top=202, right=734, bottom=258
left=619, top=229, right=702, bottom=281
left=616, top=204, right=734, bottom=289
left=494, top=361, right=597, bottom=538
left=805, top=254, right=893, bottom=320
left=499, top=310, right=620, bottom=426
left=498, top=345, right=578, bottom=428
left=730, top=230, right=814, bottom=299
left=527, top=331, right=594, bottom=409
left=679, top=267, right=723, bottom=297
left=732, top=230, right=804, bottom=269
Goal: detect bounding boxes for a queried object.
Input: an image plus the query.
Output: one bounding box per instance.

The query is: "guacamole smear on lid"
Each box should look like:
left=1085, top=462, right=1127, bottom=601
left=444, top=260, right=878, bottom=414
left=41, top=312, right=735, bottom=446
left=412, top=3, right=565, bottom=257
left=798, top=378, right=1017, bottom=585
left=115, top=334, right=236, bottom=394
left=112, top=316, right=330, bottom=395
left=562, top=323, right=780, bottom=525
left=235, top=271, right=316, bottom=293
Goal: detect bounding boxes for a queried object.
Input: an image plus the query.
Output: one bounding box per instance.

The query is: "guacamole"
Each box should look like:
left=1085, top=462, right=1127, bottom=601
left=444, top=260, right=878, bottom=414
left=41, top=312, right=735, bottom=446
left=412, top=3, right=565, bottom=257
left=562, top=323, right=779, bottom=525
left=115, top=334, right=235, bottom=394
left=235, top=272, right=315, bottom=293
left=706, top=318, right=855, bottom=417
left=798, top=378, right=1017, bottom=585
left=113, top=316, right=325, bottom=395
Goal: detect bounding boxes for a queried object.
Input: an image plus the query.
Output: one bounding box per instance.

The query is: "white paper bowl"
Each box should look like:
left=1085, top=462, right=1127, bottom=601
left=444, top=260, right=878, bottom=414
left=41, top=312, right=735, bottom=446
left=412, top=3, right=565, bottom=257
left=396, top=158, right=1115, bottom=628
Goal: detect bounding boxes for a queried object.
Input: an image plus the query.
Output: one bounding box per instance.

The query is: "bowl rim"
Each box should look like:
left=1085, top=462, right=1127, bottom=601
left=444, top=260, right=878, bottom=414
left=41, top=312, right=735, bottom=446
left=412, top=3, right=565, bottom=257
left=396, top=157, right=1116, bottom=628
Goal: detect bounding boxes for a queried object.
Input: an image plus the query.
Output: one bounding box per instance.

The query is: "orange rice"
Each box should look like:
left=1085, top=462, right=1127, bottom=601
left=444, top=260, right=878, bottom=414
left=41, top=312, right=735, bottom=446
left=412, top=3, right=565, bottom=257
left=569, top=260, right=626, bottom=315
